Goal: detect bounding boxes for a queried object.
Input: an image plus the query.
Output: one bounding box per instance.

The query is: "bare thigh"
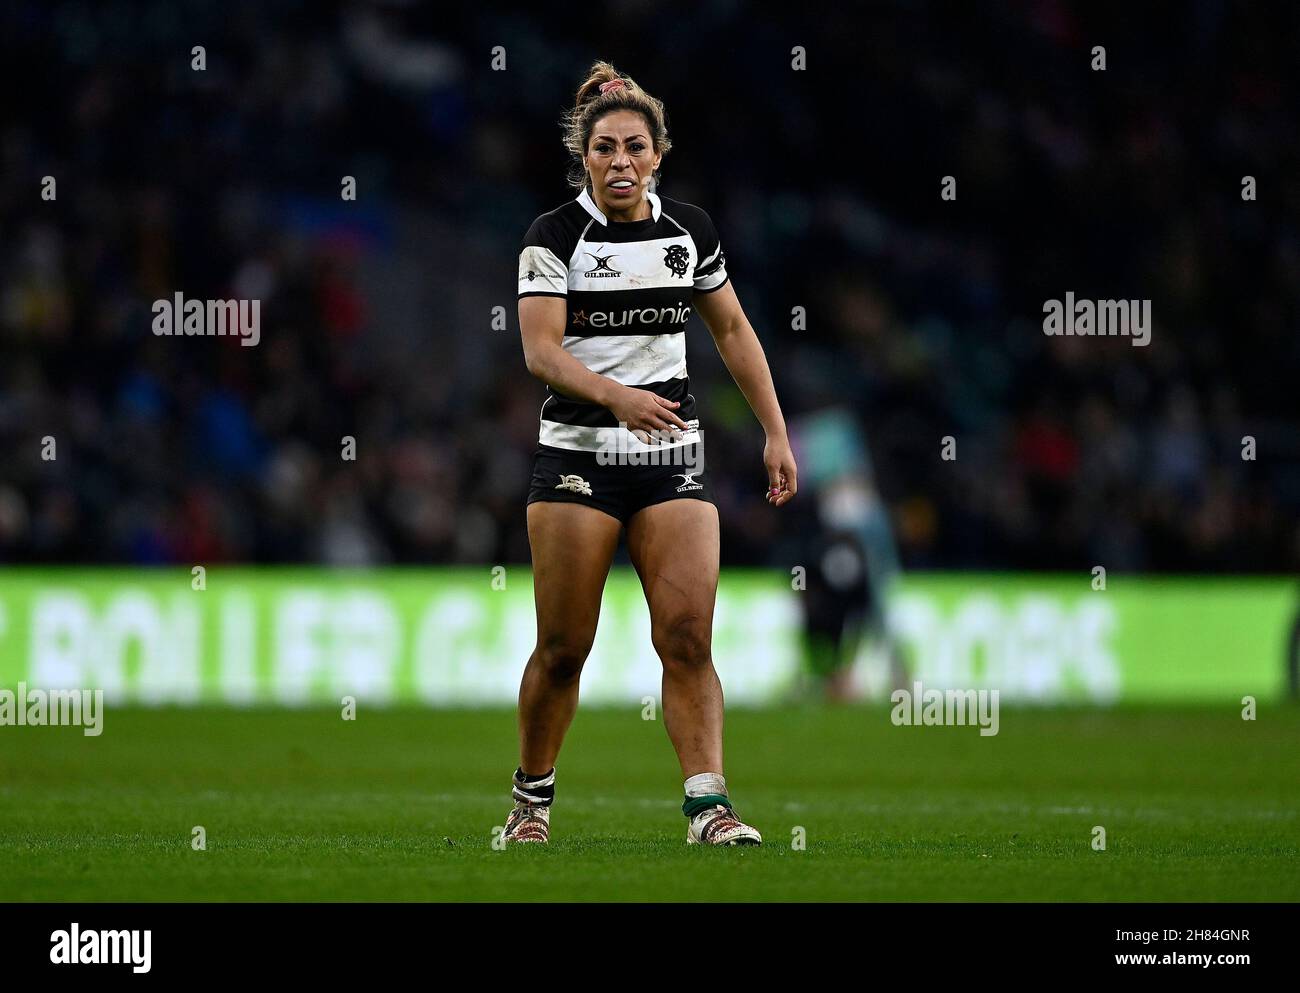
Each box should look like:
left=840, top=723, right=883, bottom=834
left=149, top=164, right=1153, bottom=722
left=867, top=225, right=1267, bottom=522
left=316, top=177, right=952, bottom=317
left=527, top=501, right=623, bottom=661
left=625, top=500, right=720, bottom=659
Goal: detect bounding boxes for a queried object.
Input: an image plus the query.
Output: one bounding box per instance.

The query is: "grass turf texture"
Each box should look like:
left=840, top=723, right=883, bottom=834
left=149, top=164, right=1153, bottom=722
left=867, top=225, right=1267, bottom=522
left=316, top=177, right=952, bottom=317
left=1, top=705, right=1297, bottom=901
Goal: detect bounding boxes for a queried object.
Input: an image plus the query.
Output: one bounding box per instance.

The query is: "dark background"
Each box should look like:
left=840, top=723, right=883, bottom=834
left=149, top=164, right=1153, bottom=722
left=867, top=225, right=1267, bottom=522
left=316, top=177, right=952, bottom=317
left=2, top=0, right=1297, bottom=571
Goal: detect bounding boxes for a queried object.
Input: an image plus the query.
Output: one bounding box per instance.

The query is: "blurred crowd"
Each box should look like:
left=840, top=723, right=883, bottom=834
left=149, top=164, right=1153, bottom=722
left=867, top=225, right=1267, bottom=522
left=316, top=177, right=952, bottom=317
left=2, top=0, right=1298, bottom=571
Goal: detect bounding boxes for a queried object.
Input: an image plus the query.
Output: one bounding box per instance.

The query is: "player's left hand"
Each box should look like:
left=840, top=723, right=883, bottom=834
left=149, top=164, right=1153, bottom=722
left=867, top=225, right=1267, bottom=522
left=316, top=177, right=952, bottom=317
left=763, top=435, right=798, bottom=508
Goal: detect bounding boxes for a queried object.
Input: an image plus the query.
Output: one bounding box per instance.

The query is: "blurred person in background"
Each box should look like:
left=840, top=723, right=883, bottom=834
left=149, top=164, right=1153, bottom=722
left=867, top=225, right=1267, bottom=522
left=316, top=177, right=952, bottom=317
left=790, top=409, right=907, bottom=702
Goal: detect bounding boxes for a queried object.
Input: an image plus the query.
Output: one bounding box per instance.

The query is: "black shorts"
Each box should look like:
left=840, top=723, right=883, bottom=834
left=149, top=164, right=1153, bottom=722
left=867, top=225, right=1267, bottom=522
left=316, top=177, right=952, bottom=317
left=527, top=441, right=716, bottom=525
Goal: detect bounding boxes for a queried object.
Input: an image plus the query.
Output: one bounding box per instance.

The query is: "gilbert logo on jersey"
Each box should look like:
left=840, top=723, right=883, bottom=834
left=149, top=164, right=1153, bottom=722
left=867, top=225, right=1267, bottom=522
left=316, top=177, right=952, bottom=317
left=583, top=250, right=622, bottom=277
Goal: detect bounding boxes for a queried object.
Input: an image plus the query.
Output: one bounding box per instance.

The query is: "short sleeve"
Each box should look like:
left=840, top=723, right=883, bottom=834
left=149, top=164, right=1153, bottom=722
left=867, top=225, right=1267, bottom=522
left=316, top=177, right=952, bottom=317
left=692, top=210, right=729, bottom=293
left=518, top=215, right=570, bottom=298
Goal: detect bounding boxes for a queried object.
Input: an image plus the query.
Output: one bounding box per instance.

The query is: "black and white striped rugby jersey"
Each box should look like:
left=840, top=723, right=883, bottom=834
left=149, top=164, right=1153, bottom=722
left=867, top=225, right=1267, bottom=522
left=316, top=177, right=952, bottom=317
left=517, top=186, right=729, bottom=454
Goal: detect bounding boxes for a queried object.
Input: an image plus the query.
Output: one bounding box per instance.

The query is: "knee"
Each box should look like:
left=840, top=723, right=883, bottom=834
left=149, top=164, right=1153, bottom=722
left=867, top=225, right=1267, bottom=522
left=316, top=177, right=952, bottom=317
left=653, top=613, right=713, bottom=669
left=532, top=632, right=593, bottom=683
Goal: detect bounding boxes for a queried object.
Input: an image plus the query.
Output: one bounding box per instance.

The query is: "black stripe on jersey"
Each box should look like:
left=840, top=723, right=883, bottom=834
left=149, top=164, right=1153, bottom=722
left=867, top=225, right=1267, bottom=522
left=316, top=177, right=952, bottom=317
left=694, top=245, right=725, bottom=279
left=544, top=379, right=694, bottom=428
left=566, top=286, right=694, bottom=337
left=519, top=202, right=588, bottom=264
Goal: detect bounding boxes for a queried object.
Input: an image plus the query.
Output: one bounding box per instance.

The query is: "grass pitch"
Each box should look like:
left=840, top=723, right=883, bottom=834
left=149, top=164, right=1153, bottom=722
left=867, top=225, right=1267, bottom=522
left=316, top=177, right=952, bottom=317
left=1, top=704, right=1297, bottom=901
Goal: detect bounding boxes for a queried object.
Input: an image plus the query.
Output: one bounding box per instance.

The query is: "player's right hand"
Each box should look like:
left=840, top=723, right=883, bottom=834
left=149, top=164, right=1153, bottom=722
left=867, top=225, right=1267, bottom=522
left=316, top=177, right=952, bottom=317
left=608, top=386, right=690, bottom=444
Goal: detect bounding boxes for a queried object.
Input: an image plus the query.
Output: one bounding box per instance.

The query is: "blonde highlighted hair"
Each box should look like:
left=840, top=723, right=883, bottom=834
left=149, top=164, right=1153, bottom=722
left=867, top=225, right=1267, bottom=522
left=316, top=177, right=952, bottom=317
left=561, top=61, right=671, bottom=191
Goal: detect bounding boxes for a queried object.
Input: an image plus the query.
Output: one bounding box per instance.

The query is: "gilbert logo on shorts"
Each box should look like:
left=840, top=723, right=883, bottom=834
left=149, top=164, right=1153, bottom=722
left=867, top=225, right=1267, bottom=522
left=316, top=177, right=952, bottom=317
left=555, top=474, right=593, bottom=496
left=674, top=472, right=703, bottom=492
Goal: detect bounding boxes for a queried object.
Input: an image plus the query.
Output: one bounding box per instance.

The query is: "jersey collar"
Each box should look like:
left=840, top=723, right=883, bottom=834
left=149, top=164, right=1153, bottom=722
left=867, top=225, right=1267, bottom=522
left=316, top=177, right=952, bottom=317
left=576, top=185, right=661, bottom=225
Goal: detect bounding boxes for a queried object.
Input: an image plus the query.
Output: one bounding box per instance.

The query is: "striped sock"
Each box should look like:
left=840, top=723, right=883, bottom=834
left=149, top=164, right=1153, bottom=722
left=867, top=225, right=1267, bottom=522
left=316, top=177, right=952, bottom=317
left=682, top=771, right=730, bottom=818
left=512, top=766, right=555, bottom=807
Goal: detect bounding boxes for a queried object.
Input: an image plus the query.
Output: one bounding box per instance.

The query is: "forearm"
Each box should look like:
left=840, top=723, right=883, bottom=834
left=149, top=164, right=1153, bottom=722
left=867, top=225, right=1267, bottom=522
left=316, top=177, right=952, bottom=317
left=713, top=320, right=788, bottom=438
left=526, top=342, right=622, bottom=408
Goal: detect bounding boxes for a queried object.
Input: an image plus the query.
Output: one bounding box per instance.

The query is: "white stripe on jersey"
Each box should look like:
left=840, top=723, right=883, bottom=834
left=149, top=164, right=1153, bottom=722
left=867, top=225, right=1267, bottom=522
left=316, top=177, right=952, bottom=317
left=566, top=237, right=699, bottom=293
left=692, top=257, right=727, bottom=292
left=519, top=245, right=568, bottom=295
left=562, top=333, right=686, bottom=385
left=539, top=419, right=701, bottom=453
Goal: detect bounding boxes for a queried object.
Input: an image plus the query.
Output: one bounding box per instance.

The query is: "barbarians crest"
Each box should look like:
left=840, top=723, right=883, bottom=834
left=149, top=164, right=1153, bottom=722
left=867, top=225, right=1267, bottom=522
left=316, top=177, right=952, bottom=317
left=663, top=244, right=691, bottom=278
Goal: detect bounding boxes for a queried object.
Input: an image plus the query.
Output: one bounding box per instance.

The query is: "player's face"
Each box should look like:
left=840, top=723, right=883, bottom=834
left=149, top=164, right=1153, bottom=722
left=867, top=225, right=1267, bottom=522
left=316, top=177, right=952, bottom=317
left=585, top=111, right=661, bottom=217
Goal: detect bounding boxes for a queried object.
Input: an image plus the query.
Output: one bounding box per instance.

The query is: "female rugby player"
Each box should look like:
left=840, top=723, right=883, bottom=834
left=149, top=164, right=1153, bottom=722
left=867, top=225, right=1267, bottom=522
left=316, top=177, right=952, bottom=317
left=505, top=61, right=796, bottom=845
